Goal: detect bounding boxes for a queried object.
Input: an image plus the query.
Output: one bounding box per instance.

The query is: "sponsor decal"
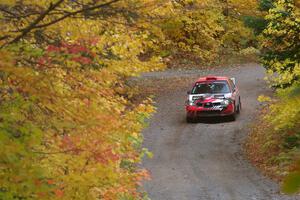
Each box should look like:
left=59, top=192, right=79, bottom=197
left=208, top=106, right=223, bottom=111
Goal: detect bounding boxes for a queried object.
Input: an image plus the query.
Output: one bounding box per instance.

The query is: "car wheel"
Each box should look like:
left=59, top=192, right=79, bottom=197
left=236, top=98, right=241, bottom=114
left=186, top=116, right=195, bottom=123
left=229, top=103, right=237, bottom=121
left=228, top=113, right=236, bottom=121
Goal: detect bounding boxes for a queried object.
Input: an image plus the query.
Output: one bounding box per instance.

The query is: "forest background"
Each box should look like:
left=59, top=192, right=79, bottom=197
left=0, top=0, right=299, bottom=199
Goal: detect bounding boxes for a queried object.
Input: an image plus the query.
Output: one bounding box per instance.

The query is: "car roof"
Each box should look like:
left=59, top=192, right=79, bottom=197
left=196, top=76, right=229, bottom=83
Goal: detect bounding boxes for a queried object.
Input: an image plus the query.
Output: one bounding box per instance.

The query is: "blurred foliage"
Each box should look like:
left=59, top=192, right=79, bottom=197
left=259, top=0, right=276, bottom=11
left=242, top=0, right=273, bottom=39
left=266, top=84, right=300, bottom=138
left=245, top=0, right=300, bottom=194
left=258, top=0, right=300, bottom=189
left=258, top=3, right=300, bottom=188
left=246, top=84, right=300, bottom=187
left=283, top=161, right=300, bottom=194
left=261, top=0, right=300, bottom=88
left=149, top=0, right=259, bottom=65
left=0, top=1, right=163, bottom=199
left=243, top=16, right=268, bottom=35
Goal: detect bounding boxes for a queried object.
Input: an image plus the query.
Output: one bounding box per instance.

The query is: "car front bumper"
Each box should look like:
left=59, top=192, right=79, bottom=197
left=186, top=103, right=235, bottom=117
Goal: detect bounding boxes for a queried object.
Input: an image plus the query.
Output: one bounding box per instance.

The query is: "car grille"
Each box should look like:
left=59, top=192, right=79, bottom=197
left=196, top=102, right=203, bottom=107
left=203, top=102, right=221, bottom=108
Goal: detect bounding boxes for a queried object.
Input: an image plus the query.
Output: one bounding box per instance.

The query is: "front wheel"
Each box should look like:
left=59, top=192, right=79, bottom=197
left=186, top=116, right=195, bottom=123
left=228, top=113, right=236, bottom=121
left=236, top=98, right=241, bottom=114
left=229, top=103, right=237, bottom=121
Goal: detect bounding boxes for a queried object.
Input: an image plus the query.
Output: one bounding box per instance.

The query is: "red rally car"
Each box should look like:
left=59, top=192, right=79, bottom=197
left=185, top=76, right=241, bottom=122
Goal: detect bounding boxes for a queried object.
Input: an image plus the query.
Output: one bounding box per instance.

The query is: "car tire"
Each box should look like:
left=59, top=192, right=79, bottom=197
left=228, top=113, right=236, bottom=121
left=186, top=116, right=195, bottom=123
left=236, top=98, right=241, bottom=114
left=229, top=103, right=237, bottom=121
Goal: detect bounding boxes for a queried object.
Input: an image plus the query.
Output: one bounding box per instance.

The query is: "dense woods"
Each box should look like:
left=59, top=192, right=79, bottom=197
left=0, top=0, right=299, bottom=199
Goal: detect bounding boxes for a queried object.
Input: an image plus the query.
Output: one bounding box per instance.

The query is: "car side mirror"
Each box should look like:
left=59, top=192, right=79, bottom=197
left=187, top=90, right=191, bottom=94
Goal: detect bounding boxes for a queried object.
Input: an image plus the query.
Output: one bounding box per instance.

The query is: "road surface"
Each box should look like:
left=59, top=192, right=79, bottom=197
left=141, top=64, right=299, bottom=200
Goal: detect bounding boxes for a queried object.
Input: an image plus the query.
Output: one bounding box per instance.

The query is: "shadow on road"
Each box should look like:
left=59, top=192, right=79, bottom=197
left=193, top=116, right=235, bottom=124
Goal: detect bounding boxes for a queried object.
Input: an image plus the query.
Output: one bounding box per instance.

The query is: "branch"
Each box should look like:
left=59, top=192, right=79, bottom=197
left=2, top=0, right=120, bottom=47
left=33, top=0, right=120, bottom=29
left=0, top=6, right=18, bottom=17
left=0, top=6, right=41, bottom=19
left=80, top=157, right=91, bottom=175
left=32, top=148, right=82, bottom=155
left=0, top=35, right=10, bottom=41
left=5, top=0, right=65, bottom=46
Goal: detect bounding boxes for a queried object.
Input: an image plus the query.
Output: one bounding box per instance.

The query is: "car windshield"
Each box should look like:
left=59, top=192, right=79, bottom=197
left=191, top=81, right=230, bottom=94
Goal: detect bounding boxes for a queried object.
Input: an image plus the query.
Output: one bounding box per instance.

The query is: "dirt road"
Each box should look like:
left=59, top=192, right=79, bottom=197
left=141, top=64, right=299, bottom=200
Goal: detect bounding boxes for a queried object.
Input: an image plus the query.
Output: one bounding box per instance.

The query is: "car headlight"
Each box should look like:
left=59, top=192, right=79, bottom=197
left=224, top=99, right=230, bottom=105
left=186, top=100, right=195, bottom=106
left=221, top=99, right=230, bottom=106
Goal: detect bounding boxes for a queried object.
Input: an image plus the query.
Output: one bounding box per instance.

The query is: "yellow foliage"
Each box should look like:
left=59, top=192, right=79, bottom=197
left=257, top=95, right=272, bottom=102
left=0, top=0, right=259, bottom=198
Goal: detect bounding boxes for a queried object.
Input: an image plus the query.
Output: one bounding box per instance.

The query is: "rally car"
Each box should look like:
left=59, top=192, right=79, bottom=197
left=185, top=76, right=241, bottom=122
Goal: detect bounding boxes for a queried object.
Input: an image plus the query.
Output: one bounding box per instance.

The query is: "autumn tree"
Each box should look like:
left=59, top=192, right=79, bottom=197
left=260, top=0, right=300, bottom=194
left=261, top=0, right=300, bottom=87
left=151, top=0, right=258, bottom=65
left=0, top=0, right=265, bottom=199
left=0, top=0, right=164, bottom=199
left=247, top=0, right=300, bottom=194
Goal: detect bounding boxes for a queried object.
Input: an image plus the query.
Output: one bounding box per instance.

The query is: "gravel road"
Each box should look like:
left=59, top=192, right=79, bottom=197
left=141, top=64, right=300, bottom=200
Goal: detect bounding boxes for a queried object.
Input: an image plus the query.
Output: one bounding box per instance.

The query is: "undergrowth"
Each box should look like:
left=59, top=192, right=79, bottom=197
left=246, top=84, right=300, bottom=186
